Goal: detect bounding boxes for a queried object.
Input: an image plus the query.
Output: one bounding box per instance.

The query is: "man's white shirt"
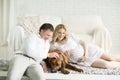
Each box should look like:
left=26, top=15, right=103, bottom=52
left=15, top=34, right=50, bottom=62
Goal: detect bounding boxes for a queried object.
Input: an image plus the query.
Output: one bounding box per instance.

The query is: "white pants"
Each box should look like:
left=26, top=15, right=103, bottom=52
left=7, top=55, right=45, bottom=80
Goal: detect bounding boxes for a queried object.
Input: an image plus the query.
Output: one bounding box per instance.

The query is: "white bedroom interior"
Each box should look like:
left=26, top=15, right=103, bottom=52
left=0, top=0, right=120, bottom=60
left=0, top=0, right=120, bottom=80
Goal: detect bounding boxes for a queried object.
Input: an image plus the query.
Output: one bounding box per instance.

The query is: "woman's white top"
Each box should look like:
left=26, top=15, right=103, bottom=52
left=16, top=34, right=50, bottom=62
left=50, top=38, right=84, bottom=61
left=50, top=37, right=104, bottom=66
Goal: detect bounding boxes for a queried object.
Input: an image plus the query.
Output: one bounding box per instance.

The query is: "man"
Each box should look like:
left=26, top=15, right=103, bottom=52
left=7, top=23, right=59, bottom=80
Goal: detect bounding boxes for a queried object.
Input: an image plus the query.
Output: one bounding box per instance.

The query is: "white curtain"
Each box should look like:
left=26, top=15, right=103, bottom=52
left=0, top=0, right=14, bottom=45
left=0, top=0, right=14, bottom=59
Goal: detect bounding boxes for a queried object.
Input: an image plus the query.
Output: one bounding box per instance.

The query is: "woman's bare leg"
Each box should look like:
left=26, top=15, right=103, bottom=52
left=100, top=53, right=120, bottom=62
left=91, top=59, right=120, bottom=68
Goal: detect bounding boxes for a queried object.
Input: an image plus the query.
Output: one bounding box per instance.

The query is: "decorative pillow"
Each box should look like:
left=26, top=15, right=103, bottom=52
left=17, top=16, right=40, bottom=35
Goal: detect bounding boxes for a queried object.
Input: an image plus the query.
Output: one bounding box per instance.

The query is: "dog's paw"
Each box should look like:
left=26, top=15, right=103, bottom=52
left=61, top=68, right=70, bottom=74
left=78, top=69, right=84, bottom=72
left=63, top=70, right=70, bottom=74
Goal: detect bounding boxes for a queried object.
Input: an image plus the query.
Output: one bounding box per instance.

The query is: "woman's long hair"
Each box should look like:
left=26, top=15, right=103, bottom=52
left=51, top=24, right=68, bottom=44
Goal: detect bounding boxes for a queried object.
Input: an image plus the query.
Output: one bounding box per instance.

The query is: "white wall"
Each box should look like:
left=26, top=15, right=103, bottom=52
left=0, top=0, right=120, bottom=59
left=14, top=0, right=120, bottom=54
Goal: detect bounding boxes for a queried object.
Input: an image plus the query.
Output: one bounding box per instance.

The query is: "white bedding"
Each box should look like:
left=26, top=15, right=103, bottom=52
left=0, top=59, right=120, bottom=75
left=0, top=59, right=120, bottom=80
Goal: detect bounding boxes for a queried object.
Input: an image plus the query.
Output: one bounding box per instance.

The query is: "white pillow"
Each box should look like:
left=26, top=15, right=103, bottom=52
left=69, top=33, right=93, bottom=43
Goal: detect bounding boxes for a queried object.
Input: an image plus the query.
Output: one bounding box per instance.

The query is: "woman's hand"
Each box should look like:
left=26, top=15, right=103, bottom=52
left=48, top=52, right=59, bottom=59
left=77, top=56, right=86, bottom=62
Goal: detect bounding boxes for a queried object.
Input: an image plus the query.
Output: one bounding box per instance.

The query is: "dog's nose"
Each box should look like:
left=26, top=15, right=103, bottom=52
left=50, top=69, right=57, bottom=73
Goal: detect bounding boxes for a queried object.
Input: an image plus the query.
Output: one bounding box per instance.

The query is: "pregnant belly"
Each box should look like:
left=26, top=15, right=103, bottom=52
left=71, top=48, right=84, bottom=61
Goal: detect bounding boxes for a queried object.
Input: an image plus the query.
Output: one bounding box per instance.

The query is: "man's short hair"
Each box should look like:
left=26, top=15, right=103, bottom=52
left=39, top=23, right=54, bottom=32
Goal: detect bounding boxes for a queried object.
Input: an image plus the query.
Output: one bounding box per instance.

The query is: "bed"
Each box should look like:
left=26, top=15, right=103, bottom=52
left=4, top=16, right=120, bottom=80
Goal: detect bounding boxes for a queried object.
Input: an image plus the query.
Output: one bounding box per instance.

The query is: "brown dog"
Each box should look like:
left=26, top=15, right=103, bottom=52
left=44, top=49, right=83, bottom=74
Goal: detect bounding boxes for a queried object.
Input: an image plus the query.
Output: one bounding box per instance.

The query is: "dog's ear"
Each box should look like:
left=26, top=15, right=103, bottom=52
left=43, top=58, right=51, bottom=68
left=61, top=61, right=65, bottom=68
left=55, top=49, right=68, bottom=64
left=61, top=53, right=68, bottom=64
